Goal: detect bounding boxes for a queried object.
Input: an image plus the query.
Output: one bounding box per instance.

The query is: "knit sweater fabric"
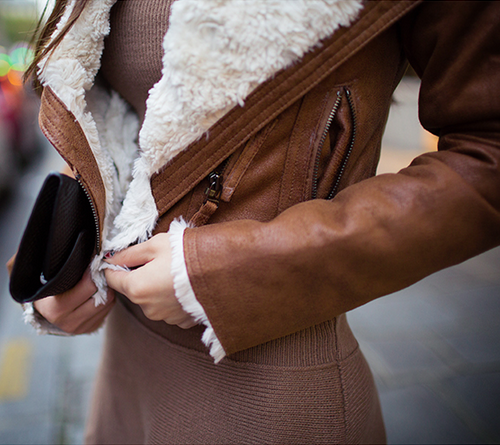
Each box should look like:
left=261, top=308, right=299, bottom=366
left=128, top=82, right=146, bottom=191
left=100, top=0, right=173, bottom=121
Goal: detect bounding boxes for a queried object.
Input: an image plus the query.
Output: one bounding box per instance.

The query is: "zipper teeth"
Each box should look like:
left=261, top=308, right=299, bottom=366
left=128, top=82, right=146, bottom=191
left=76, top=176, right=100, bottom=253
left=327, top=88, right=357, bottom=200
left=218, top=157, right=231, bottom=176
left=204, top=156, right=232, bottom=205
left=312, top=90, right=343, bottom=200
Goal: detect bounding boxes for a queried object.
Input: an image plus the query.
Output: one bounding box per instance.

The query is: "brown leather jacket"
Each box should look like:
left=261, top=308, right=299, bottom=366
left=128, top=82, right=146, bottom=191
left=37, top=1, right=500, bottom=355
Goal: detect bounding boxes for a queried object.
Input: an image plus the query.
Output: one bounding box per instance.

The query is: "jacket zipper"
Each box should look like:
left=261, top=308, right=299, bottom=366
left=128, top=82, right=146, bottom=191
left=311, top=90, right=342, bottom=200
left=327, top=88, right=357, bottom=200
left=204, top=88, right=357, bottom=211
left=204, top=157, right=230, bottom=207
left=75, top=174, right=101, bottom=253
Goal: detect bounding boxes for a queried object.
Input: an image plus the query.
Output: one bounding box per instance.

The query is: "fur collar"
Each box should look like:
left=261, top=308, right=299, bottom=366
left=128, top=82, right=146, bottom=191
left=38, top=0, right=363, bottom=300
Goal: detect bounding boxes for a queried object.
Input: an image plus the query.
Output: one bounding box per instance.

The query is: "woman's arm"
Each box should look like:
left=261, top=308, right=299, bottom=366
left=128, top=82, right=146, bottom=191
left=74, top=2, right=500, bottom=358
left=179, top=1, right=500, bottom=355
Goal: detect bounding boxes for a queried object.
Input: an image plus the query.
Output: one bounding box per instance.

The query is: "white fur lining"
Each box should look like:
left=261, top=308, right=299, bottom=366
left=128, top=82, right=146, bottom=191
left=23, top=303, right=73, bottom=336
left=37, top=0, right=122, bottom=303
left=39, top=0, right=363, bottom=264
left=169, top=218, right=226, bottom=363
left=36, top=0, right=363, bottom=347
left=112, top=0, right=364, bottom=252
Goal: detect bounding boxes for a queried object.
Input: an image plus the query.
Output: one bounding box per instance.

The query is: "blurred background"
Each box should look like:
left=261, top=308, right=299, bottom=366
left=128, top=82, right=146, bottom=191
left=0, top=0, right=43, bottom=203
left=0, top=2, right=499, bottom=444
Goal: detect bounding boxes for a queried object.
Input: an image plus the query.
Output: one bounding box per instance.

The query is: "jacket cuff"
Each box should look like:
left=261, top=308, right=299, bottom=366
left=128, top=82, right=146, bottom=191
left=23, top=303, right=73, bottom=336
left=169, top=218, right=226, bottom=363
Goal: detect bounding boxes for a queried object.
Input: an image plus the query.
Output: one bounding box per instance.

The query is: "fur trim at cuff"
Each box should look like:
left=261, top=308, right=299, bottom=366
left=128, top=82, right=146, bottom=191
left=169, top=218, right=226, bottom=363
left=23, top=303, right=73, bottom=336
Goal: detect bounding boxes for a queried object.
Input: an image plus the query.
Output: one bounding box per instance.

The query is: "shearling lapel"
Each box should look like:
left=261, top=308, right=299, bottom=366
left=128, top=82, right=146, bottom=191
left=150, top=0, right=423, bottom=219
left=37, top=0, right=370, bottom=300
left=111, top=0, right=365, bottom=252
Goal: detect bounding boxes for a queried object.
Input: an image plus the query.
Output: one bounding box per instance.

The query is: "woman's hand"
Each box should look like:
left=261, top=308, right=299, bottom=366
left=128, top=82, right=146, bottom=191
left=104, top=233, right=197, bottom=329
left=34, top=268, right=115, bottom=334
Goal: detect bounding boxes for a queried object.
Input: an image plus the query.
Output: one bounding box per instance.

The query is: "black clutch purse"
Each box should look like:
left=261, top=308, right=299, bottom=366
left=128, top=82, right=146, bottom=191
left=9, top=172, right=97, bottom=303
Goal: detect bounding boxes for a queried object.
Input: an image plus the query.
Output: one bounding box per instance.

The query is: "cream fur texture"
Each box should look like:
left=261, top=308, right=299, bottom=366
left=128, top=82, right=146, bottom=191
left=23, top=303, right=72, bottom=335
left=37, top=0, right=120, bottom=302
left=37, top=0, right=362, bottom=309
left=169, top=218, right=226, bottom=362
left=114, top=0, right=364, bottom=253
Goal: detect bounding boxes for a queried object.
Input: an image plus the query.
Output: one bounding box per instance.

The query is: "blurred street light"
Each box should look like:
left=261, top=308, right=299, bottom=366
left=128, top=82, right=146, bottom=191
left=0, top=0, right=43, bottom=197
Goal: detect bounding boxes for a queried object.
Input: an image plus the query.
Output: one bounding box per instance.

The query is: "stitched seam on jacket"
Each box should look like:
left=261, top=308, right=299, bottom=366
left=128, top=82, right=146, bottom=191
left=152, top=2, right=422, bottom=216
left=40, top=89, right=105, bottom=242
left=305, top=90, right=333, bottom=201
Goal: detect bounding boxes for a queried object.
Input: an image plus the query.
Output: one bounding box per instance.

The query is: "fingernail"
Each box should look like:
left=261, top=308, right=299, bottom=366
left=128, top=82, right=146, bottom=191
left=104, top=251, right=115, bottom=259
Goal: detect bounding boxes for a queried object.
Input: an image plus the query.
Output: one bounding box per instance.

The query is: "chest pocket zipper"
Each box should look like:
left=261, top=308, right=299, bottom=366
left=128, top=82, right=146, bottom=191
left=311, top=87, right=357, bottom=200
left=190, top=87, right=357, bottom=226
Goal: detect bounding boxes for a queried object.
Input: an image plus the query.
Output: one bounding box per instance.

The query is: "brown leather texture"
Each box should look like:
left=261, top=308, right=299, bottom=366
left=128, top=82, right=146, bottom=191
left=150, top=1, right=420, bottom=219
left=181, top=2, right=500, bottom=354
left=38, top=87, right=106, bottom=252
left=35, top=2, right=500, bottom=358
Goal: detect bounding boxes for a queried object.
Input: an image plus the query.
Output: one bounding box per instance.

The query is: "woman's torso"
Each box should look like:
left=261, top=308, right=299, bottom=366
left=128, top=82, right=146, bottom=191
left=87, top=2, right=405, bottom=442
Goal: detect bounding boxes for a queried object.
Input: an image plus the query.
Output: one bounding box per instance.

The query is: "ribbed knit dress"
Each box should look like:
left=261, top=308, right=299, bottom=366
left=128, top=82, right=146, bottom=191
left=85, top=1, right=386, bottom=443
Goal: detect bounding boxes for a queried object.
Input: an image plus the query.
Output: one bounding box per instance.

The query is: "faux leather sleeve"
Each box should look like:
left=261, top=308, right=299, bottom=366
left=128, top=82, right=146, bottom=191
left=183, top=1, right=500, bottom=356
left=169, top=218, right=226, bottom=362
